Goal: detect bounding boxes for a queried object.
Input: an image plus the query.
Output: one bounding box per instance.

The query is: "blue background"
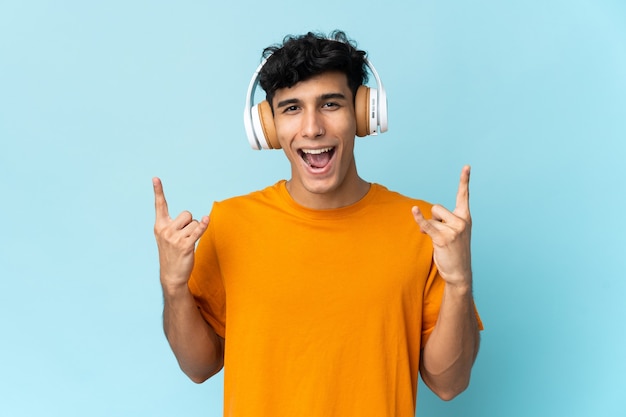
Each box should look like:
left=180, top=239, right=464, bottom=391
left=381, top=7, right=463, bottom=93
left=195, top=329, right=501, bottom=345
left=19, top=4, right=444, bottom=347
left=1, top=1, right=625, bottom=416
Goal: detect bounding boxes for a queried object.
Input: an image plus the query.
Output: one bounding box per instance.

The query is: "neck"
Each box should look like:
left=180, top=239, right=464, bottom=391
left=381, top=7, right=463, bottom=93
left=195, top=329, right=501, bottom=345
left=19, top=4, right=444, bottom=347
left=286, top=175, right=370, bottom=210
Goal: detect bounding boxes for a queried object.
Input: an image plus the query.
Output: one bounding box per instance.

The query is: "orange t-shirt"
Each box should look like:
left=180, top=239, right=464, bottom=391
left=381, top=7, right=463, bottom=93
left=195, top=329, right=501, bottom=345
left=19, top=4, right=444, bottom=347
left=189, top=181, right=455, bottom=416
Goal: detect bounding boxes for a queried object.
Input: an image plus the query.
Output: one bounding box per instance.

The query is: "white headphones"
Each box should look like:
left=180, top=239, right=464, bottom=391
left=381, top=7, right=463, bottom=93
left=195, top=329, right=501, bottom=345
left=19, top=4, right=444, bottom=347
left=243, top=57, right=388, bottom=150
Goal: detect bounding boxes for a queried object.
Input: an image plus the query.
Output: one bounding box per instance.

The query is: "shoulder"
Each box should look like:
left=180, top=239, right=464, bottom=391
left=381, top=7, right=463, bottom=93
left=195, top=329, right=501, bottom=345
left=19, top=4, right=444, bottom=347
left=369, top=183, right=433, bottom=214
left=210, top=181, right=286, bottom=219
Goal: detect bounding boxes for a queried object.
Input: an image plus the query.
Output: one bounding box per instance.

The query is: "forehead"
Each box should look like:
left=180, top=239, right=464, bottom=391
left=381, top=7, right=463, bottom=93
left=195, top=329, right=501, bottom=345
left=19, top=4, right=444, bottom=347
left=272, top=71, right=351, bottom=104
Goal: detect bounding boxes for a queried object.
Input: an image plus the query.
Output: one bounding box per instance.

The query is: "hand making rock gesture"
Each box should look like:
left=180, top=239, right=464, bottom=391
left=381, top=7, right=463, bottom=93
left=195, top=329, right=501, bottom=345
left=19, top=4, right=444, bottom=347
left=412, top=166, right=473, bottom=289
left=153, top=178, right=209, bottom=291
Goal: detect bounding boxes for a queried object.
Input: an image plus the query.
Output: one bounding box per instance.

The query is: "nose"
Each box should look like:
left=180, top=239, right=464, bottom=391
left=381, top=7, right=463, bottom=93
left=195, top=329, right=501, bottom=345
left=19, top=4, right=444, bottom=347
left=300, top=108, right=325, bottom=139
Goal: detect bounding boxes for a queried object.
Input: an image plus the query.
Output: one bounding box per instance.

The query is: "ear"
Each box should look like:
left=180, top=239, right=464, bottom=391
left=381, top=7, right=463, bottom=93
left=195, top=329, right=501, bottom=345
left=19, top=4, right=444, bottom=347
left=354, top=85, right=370, bottom=137
left=257, top=100, right=281, bottom=149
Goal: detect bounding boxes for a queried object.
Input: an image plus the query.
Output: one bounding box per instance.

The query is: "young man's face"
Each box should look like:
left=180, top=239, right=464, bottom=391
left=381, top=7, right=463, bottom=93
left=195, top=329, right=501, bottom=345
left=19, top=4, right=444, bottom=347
left=272, top=71, right=366, bottom=209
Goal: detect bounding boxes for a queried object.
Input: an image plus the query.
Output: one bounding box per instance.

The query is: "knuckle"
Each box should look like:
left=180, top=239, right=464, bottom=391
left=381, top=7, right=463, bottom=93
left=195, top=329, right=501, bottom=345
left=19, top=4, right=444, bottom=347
left=153, top=223, right=165, bottom=236
left=180, top=211, right=193, bottom=223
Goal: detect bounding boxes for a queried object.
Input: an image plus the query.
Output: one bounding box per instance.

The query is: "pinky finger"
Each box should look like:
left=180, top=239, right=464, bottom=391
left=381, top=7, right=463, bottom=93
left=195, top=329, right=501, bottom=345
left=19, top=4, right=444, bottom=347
left=412, top=206, right=447, bottom=236
left=412, top=206, right=433, bottom=235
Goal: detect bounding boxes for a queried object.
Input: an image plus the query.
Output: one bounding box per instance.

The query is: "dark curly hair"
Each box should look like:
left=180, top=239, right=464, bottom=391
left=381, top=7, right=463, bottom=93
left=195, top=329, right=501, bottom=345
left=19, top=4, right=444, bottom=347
left=259, top=30, right=368, bottom=110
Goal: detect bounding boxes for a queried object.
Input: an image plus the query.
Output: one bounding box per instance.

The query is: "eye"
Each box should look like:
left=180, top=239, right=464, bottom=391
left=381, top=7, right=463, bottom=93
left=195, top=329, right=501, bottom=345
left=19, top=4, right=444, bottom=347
left=322, top=102, right=340, bottom=109
left=283, top=105, right=300, bottom=114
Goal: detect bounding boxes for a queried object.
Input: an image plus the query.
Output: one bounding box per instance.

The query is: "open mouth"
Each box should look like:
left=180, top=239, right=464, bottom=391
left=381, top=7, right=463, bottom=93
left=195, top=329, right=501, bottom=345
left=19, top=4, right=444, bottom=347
left=298, top=147, right=336, bottom=169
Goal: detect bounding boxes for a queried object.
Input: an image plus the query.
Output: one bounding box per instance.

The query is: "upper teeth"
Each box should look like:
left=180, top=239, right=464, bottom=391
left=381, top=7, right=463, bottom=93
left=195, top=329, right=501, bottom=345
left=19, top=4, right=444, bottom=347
left=302, top=147, right=332, bottom=154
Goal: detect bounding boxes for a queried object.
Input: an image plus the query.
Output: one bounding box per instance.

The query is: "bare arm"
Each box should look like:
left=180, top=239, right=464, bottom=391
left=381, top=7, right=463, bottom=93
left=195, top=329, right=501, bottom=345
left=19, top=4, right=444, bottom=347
left=419, top=283, right=480, bottom=400
left=162, top=283, right=224, bottom=383
left=412, top=166, right=481, bottom=400
left=153, top=177, right=224, bottom=383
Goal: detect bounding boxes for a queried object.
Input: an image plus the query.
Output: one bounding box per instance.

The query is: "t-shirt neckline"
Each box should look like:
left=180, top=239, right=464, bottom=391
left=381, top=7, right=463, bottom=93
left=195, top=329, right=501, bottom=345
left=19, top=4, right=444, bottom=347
left=275, top=179, right=380, bottom=220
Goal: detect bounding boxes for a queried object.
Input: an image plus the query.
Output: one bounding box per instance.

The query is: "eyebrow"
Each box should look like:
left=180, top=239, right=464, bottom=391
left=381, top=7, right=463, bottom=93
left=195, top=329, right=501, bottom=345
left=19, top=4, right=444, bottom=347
left=276, top=98, right=300, bottom=109
left=275, top=92, right=348, bottom=109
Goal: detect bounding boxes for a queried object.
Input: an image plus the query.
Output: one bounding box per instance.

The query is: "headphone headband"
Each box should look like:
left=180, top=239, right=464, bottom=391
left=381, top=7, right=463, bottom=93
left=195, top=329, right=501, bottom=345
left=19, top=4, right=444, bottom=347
left=243, top=59, right=269, bottom=150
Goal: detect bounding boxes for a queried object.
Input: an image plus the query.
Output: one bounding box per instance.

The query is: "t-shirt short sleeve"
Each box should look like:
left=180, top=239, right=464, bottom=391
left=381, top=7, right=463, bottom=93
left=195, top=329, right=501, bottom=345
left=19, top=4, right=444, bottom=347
left=420, top=264, right=445, bottom=348
left=187, top=204, right=226, bottom=338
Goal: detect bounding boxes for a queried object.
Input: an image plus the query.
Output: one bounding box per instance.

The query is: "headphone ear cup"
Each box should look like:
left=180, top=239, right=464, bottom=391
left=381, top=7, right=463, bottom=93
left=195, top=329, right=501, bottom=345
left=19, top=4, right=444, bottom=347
left=257, top=100, right=281, bottom=149
left=355, top=85, right=370, bottom=137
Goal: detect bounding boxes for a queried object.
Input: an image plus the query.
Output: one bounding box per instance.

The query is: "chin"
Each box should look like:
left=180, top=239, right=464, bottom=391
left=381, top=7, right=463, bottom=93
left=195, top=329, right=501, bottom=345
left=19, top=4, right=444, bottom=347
left=301, top=177, right=340, bottom=195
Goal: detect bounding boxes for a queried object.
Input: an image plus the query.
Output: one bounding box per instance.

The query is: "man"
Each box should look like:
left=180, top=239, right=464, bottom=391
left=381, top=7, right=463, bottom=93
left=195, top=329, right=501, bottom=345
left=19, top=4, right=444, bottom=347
left=153, top=30, right=482, bottom=416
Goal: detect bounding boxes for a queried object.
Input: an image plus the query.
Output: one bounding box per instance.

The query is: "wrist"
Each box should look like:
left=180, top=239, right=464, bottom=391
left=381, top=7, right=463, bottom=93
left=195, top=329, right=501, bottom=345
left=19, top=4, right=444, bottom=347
left=444, top=281, right=473, bottom=297
left=160, top=276, right=191, bottom=299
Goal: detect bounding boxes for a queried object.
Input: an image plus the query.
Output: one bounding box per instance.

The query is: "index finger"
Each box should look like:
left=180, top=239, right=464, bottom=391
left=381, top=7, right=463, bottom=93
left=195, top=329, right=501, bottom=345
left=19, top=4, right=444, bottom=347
left=454, top=165, right=471, bottom=217
left=152, top=177, right=170, bottom=221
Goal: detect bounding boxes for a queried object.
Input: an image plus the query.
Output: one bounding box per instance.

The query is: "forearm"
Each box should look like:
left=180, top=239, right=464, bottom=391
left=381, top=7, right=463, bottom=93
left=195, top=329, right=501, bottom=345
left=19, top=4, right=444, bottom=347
left=162, top=282, right=224, bottom=383
left=420, top=282, right=480, bottom=400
